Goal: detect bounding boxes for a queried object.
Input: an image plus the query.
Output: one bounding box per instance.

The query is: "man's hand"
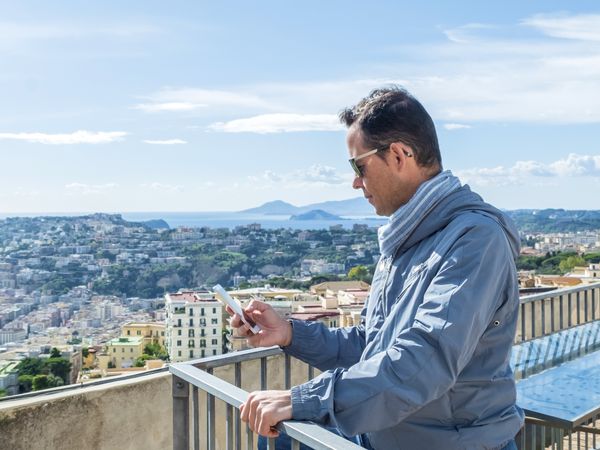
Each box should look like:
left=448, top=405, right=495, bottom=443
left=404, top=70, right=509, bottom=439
left=240, top=390, right=292, bottom=438
left=227, top=299, right=292, bottom=348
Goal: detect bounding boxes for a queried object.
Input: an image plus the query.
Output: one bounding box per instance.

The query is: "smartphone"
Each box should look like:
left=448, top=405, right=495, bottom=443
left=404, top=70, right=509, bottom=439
left=213, top=284, right=261, bottom=334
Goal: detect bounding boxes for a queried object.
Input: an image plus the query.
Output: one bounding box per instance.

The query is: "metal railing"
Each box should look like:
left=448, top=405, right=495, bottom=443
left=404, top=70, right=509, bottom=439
left=516, top=282, right=600, bottom=343
left=519, top=416, right=600, bottom=450
left=170, top=283, right=600, bottom=450
left=170, top=347, right=364, bottom=450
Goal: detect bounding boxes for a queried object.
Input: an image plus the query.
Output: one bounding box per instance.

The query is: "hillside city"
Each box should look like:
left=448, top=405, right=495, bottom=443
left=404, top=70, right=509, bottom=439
left=1, top=213, right=600, bottom=398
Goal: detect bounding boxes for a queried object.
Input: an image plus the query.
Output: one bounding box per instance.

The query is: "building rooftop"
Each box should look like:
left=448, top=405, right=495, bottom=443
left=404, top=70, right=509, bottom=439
left=107, top=337, right=143, bottom=346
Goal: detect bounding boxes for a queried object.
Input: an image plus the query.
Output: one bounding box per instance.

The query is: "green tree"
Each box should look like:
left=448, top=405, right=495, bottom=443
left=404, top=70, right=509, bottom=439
left=44, top=358, right=72, bottom=384
left=50, top=347, right=61, bottom=358
left=32, top=374, right=50, bottom=391
left=0, top=388, right=7, bottom=398
left=32, top=374, right=63, bottom=391
left=347, top=265, right=370, bottom=282
left=82, top=347, right=89, bottom=358
left=16, top=357, right=45, bottom=376
left=18, top=374, right=34, bottom=393
left=559, top=255, right=586, bottom=274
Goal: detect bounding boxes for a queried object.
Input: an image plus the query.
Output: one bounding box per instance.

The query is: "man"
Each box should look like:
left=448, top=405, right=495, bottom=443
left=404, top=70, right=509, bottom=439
left=231, top=86, right=524, bottom=449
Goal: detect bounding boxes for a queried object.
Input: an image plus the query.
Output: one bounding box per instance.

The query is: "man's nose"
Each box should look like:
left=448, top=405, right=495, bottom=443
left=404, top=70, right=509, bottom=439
left=352, top=176, right=363, bottom=190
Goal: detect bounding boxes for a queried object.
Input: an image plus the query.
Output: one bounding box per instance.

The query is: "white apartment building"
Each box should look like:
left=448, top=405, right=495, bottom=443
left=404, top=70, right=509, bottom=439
left=165, top=291, right=224, bottom=363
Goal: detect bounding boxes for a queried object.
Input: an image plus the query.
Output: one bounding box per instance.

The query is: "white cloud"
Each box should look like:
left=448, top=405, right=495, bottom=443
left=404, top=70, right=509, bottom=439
left=209, top=114, right=343, bottom=134
left=0, top=130, right=127, bottom=145
left=140, top=183, right=183, bottom=192
left=134, top=88, right=270, bottom=113
left=443, top=123, right=472, bottom=130
left=143, top=139, right=187, bottom=145
left=457, top=153, right=600, bottom=187
left=247, top=165, right=350, bottom=189
left=135, top=102, right=204, bottom=113
left=548, top=153, right=600, bottom=176
left=522, top=13, right=600, bottom=41
left=65, top=183, right=118, bottom=195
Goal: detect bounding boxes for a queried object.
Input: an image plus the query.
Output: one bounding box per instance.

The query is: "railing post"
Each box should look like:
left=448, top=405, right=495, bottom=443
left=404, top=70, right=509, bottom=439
left=173, top=375, right=190, bottom=450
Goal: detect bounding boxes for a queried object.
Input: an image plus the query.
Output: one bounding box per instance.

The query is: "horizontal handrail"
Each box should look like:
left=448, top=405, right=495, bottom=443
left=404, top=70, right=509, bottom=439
left=170, top=362, right=365, bottom=450
left=519, top=282, right=600, bottom=304
left=187, top=345, right=283, bottom=370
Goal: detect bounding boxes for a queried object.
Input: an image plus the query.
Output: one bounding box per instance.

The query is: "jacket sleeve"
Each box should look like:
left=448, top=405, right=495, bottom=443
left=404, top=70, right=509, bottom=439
left=283, top=309, right=367, bottom=371
left=290, top=224, right=515, bottom=435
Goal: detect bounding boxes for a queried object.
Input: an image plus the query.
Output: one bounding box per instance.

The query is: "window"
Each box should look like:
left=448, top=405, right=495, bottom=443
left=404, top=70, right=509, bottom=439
left=189, top=350, right=194, bottom=358
left=126, top=330, right=130, bottom=336
left=201, top=307, right=205, bottom=316
left=177, top=319, right=181, bottom=327
left=211, top=339, right=218, bottom=345
left=188, top=340, right=195, bottom=348
left=189, top=319, right=194, bottom=327
left=199, top=319, right=206, bottom=326
left=189, top=308, right=193, bottom=316
left=113, top=348, right=116, bottom=353
left=130, top=348, right=133, bottom=353
left=176, top=340, right=182, bottom=347
left=178, top=350, right=182, bottom=357
left=201, top=350, right=205, bottom=358
left=178, top=329, right=182, bottom=336
left=212, top=307, right=216, bottom=314
left=200, top=330, right=205, bottom=337
left=200, top=339, right=206, bottom=348
left=211, top=318, right=218, bottom=325
left=161, top=331, right=165, bottom=336
left=212, top=349, right=217, bottom=356
left=212, top=328, right=216, bottom=335
left=122, top=348, right=124, bottom=353
left=188, top=329, right=194, bottom=337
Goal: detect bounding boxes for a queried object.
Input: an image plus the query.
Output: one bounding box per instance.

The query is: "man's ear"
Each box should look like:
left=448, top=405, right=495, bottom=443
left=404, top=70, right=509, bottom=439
left=389, top=142, right=413, bottom=169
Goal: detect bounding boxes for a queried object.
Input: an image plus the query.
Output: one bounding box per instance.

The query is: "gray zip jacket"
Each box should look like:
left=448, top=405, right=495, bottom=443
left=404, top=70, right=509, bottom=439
left=285, top=186, right=524, bottom=449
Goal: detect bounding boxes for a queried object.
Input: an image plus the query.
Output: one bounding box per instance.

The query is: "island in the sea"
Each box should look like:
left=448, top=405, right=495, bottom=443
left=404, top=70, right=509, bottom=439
left=290, top=209, right=343, bottom=221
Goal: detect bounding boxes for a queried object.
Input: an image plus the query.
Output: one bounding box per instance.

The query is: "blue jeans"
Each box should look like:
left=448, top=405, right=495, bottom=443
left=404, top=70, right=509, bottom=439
left=258, top=434, right=516, bottom=450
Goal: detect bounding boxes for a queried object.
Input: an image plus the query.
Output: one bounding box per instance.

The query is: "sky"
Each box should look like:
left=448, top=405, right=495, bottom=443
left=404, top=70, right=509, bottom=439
left=1, top=1, right=600, bottom=213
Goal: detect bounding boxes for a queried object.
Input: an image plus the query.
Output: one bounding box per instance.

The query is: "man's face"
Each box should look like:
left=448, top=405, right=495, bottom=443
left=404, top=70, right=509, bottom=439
left=347, top=127, right=409, bottom=217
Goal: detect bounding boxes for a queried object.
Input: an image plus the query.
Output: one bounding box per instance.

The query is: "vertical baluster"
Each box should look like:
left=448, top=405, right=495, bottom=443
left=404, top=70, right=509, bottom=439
left=261, top=356, right=267, bottom=390
left=285, top=353, right=291, bottom=389
left=291, top=439, right=301, bottom=450
left=246, top=423, right=253, bottom=450
left=192, top=385, right=200, bottom=450
left=521, top=302, right=526, bottom=342
left=541, top=298, right=546, bottom=336
left=559, top=294, right=564, bottom=330
left=207, top=368, right=215, bottom=450
left=576, top=291, right=581, bottom=325
left=584, top=289, right=589, bottom=323
left=531, top=301, right=536, bottom=339
left=557, top=427, right=564, bottom=450
left=532, top=423, right=536, bottom=450
left=308, top=364, right=314, bottom=381
left=267, top=437, right=276, bottom=450
left=568, top=292, right=573, bottom=327
left=226, top=404, right=234, bottom=450
left=541, top=425, right=546, bottom=450
left=235, top=362, right=242, bottom=450
left=172, top=375, right=189, bottom=450
left=592, top=287, right=597, bottom=321
left=550, top=296, right=556, bottom=333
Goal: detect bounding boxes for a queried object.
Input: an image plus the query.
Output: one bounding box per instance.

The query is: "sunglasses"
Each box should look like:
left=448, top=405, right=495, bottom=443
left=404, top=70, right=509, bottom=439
left=349, top=146, right=412, bottom=177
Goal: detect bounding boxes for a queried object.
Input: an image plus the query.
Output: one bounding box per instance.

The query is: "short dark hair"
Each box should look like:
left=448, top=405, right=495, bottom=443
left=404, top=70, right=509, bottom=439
left=339, top=86, right=442, bottom=168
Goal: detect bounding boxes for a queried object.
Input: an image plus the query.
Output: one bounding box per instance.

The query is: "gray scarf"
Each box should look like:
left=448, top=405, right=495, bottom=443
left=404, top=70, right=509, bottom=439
left=378, top=170, right=462, bottom=257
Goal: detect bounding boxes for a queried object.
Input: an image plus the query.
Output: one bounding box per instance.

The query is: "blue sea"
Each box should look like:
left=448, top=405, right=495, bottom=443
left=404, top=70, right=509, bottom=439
left=0, top=211, right=387, bottom=231
left=121, top=212, right=388, bottom=230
